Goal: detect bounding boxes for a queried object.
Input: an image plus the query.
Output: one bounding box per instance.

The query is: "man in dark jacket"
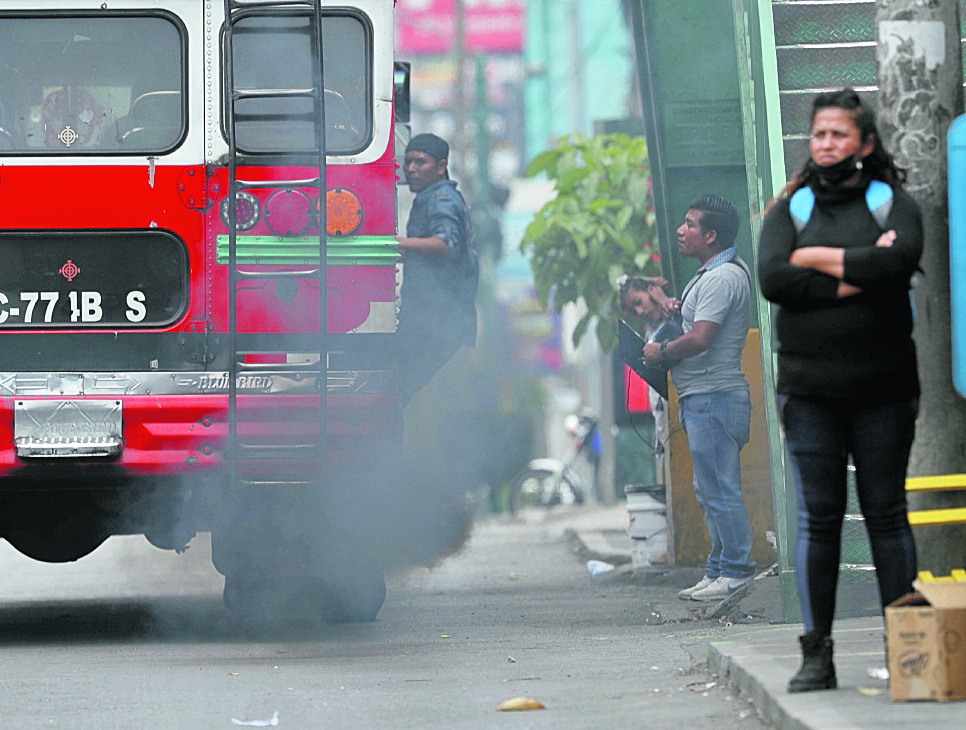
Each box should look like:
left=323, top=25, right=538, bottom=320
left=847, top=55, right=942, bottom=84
left=396, top=133, right=479, bottom=405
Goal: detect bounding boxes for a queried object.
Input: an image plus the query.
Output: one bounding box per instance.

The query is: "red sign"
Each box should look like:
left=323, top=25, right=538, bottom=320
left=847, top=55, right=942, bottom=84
left=397, top=0, right=525, bottom=55
left=624, top=366, right=652, bottom=414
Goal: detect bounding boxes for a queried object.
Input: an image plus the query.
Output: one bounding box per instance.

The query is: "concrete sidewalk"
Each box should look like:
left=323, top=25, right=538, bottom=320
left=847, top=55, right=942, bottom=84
left=708, top=618, right=966, bottom=730
left=558, top=502, right=966, bottom=730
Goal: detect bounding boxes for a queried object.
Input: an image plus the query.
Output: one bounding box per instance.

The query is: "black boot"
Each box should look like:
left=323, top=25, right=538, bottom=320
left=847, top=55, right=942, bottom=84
left=788, top=631, right=837, bottom=692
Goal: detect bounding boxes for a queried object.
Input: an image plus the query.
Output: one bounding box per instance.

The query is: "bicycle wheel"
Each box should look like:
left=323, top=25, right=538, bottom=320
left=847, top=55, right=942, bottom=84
left=509, top=468, right=583, bottom=514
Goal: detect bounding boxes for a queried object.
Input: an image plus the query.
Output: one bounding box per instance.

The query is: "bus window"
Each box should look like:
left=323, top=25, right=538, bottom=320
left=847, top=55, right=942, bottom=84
left=0, top=14, right=184, bottom=154
left=227, top=13, right=371, bottom=155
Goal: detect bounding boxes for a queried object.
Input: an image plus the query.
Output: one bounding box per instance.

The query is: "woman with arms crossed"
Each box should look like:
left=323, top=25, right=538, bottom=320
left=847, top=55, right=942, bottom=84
left=757, top=88, right=923, bottom=693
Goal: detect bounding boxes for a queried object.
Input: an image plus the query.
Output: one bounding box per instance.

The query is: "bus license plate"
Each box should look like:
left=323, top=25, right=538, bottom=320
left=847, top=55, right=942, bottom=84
left=14, top=399, right=122, bottom=457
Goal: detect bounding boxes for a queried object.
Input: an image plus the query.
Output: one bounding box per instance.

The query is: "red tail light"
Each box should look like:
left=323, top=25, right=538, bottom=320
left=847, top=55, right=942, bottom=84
left=264, top=189, right=312, bottom=236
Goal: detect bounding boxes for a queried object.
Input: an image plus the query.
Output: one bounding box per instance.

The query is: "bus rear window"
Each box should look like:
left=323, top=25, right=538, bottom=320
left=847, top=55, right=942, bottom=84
left=0, top=15, right=185, bottom=155
left=227, top=14, right=371, bottom=155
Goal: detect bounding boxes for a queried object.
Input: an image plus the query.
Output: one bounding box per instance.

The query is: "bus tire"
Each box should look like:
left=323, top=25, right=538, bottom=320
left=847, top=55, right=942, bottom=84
left=318, top=565, right=386, bottom=624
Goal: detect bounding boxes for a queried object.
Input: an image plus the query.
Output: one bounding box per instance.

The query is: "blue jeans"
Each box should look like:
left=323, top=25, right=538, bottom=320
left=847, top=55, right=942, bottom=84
left=679, top=388, right=755, bottom=579
left=780, top=395, right=918, bottom=634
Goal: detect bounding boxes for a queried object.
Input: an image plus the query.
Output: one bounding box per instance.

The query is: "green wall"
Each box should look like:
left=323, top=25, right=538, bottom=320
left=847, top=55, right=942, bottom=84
left=631, top=0, right=760, bottom=325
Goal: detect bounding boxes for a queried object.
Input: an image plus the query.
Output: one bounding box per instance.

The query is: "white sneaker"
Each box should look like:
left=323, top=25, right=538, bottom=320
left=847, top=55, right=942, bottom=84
left=677, top=575, right=715, bottom=600
left=690, top=575, right=753, bottom=601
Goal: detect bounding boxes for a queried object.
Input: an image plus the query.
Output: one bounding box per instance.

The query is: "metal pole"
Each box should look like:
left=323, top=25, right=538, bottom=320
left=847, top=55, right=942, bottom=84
left=569, top=0, right=585, bottom=135
left=452, top=0, right=467, bottom=181
left=626, top=0, right=678, bottom=294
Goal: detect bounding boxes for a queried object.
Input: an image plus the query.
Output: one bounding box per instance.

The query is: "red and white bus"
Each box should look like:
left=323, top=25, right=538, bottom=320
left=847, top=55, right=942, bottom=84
left=0, top=0, right=405, bottom=622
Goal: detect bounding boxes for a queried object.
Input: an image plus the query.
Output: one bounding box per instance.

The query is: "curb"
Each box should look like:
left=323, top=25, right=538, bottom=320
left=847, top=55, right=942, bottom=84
left=709, top=635, right=810, bottom=730
left=564, top=528, right=633, bottom=566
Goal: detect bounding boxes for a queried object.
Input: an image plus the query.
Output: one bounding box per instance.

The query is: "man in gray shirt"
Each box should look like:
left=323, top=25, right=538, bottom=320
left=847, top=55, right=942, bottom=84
left=642, top=194, right=754, bottom=601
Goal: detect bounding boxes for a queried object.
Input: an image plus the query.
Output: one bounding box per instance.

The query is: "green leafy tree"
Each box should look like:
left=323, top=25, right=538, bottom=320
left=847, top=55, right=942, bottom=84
left=520, top=133, right=659, bottom=351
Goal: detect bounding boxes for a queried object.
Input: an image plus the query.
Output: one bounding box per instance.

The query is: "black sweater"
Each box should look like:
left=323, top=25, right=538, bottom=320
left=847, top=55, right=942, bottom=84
left=757, top=179, right=923, bottom=400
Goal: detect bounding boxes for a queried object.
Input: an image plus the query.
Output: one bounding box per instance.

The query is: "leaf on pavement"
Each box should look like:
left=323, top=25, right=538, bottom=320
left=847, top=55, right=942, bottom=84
left=496, top=697, right=545, bottom=711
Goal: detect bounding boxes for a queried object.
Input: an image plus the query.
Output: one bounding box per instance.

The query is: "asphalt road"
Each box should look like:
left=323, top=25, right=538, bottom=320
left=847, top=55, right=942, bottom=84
left=0, top=510, right=770, bottom=729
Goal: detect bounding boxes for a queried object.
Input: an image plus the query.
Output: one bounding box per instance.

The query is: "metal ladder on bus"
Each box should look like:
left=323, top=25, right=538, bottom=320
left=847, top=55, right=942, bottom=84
left=222, top=0, right=328, bottom=487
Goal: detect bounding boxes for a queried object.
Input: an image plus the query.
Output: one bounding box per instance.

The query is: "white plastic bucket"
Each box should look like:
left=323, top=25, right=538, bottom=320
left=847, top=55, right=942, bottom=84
left=625, top=485, right=667, bottom=567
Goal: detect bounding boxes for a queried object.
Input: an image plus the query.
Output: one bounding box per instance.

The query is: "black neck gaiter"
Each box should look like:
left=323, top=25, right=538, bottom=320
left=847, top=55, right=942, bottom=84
left=807, top=155, right=861, bottom=187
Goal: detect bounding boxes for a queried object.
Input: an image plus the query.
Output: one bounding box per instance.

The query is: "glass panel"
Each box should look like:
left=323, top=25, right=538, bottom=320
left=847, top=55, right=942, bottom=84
left=230, top=14, right=370, bottom=154
left=0, top=15, right=184, bottom=154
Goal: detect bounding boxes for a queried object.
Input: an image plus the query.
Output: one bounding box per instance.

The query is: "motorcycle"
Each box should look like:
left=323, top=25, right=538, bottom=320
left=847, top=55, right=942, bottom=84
left=508, top=410, right=600, bottom=514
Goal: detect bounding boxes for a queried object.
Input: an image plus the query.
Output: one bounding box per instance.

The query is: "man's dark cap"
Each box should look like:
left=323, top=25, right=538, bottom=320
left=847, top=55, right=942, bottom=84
left=406, top=133, right=449, bottom=161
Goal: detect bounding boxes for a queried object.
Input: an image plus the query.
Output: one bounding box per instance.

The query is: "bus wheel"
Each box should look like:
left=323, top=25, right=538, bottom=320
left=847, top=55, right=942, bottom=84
left=316, top=564, right=386, bottom=623
left=221, top=571, right=276, bottom=622
left=221, top=563, right=385, bottom=626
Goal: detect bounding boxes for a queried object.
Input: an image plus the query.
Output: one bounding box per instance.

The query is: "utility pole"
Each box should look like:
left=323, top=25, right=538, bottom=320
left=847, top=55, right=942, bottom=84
left=876, top=0, right=966, bottom=572
left=473, top=54, right=498, bottom=390
left=452, top=0, right=468, bottom=184
left=569, top=0, right=585, bottom=135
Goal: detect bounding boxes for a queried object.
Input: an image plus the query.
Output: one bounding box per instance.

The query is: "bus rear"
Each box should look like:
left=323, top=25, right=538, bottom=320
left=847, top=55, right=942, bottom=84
left=0, top=0, right=401, bottom=622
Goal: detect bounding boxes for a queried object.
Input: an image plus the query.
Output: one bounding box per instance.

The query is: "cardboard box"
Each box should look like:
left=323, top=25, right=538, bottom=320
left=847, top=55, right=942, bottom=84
left=885, top=579, right=966, bottom=702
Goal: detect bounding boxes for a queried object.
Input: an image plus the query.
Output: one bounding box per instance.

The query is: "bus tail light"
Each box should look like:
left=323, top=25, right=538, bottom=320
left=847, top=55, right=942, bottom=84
left=264, top=189, right=312, bottom=236
left=220, top=191, right=260, bottom=231
left=321, top=188, right=363, bottom=236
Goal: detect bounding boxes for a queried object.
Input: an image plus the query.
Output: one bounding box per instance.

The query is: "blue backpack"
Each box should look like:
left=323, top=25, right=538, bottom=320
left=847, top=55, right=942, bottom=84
left=788, top=179, right=893, bottom=234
